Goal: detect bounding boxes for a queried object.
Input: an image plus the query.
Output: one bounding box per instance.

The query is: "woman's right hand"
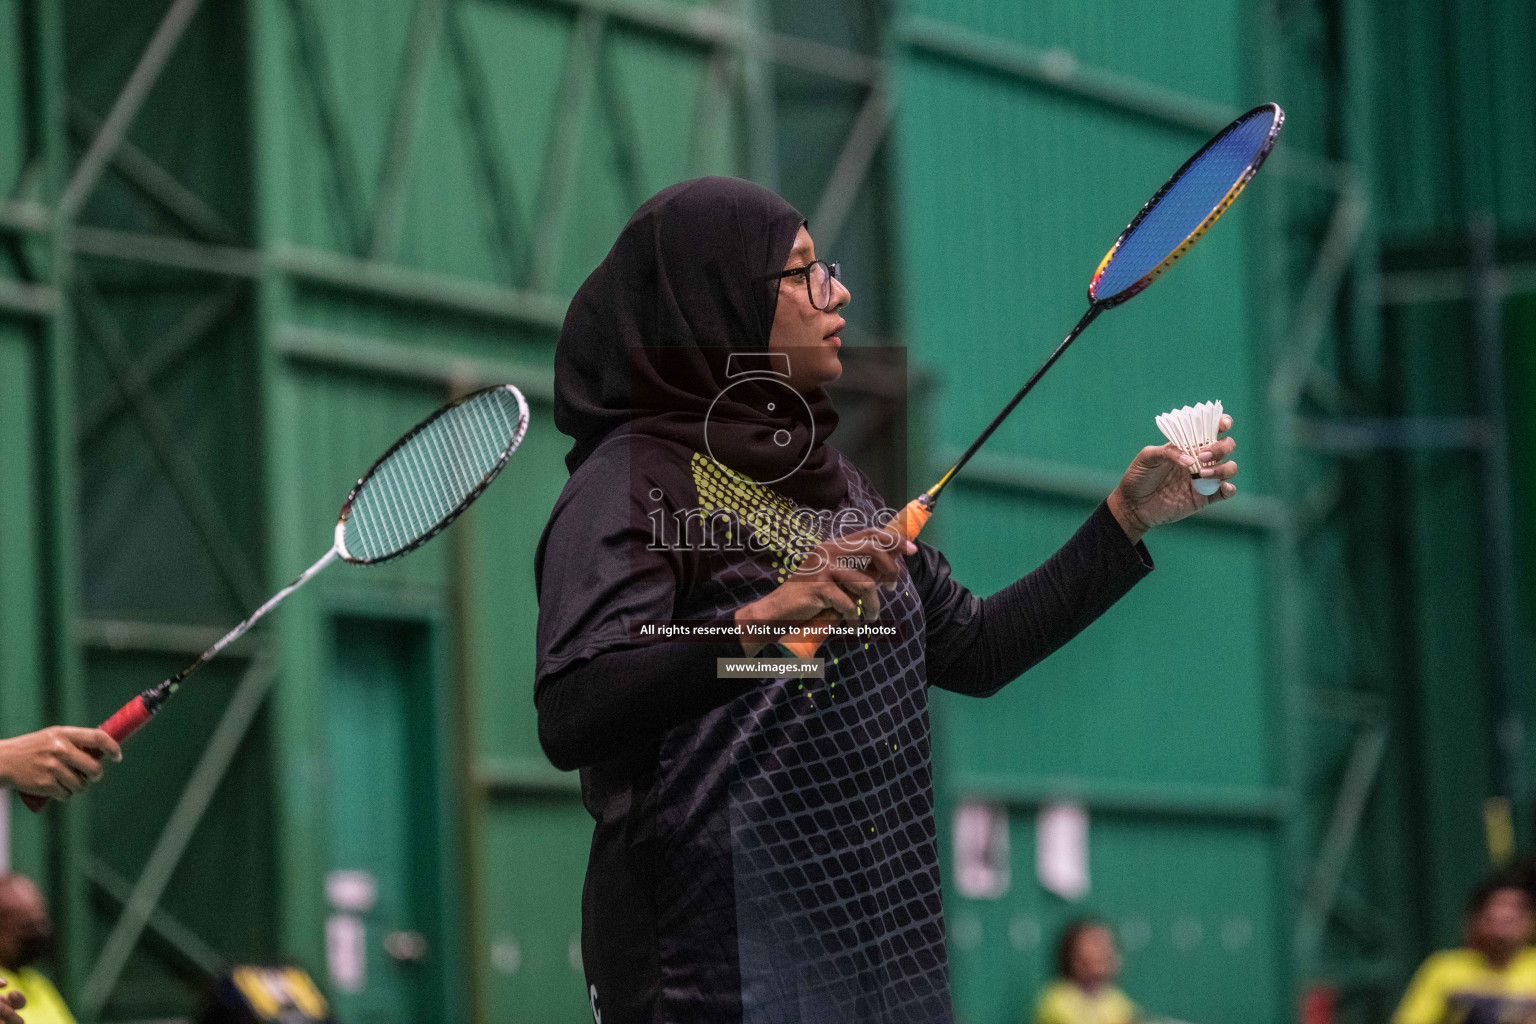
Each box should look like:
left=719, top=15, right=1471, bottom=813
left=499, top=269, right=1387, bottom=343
left=0, top=726, right=123, bottom=801
left=734, top=526, right=916, bottom=656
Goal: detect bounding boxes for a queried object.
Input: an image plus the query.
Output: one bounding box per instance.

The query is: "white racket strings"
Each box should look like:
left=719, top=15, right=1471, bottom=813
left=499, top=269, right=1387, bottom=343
left=344, top=386, right=526, bottom=563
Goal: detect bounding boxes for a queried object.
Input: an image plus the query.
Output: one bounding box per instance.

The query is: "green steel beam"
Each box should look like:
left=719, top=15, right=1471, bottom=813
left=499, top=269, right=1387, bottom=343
left=896, top=14, right=1235, bottom=138
left=1379, top=260, right=1536, bottom=304
left=1469, top=215, right=1529, bottom=840
left=595, top=30, right=649, bottom=214
left=71, top=225, right=262, bottom=277
left=29, top=0, right=93, bottom=1002
left=951, top=772, right=1289, bottom=823
left=1295, top=724, right=1390, bottom=968
left=76, top=617, right=265, bottom=659
left=443, top=3, right=528, bottom=282
left=1291, top=415, right=1494, bottom=452
left=810, top=82, right=890, bottom=255
left=737, top=0, right=778, bottom=190
left=75, top=279, right=265, bottom=611
left=528, top=8, right=605, bottom=293
left=530, top=0, right=882, bottom=85
left=283, top=0, right=369, bottom=254
left=274, top=324, right=557, bottom=400
left=688, top=47, right=736, bottom=176
left=1249, top=0, right=1310, bottom=1010
left=1268, top=177, right=1370, bottom=414
left=272, top=243, right=567, bottom=329
left=473, top=757, right=583, bottom=798
left=77, top=282, right=246, bottom=445
left=85, top=857, right=224, bottom=979
left=0, top=200, right=49, bottom=235
left=58, top=0, right=206, bottom=222
left=0, top=277, right=57, bottom=317
left=66, top=98, right=240, bottom=244
left=79, top=656, right=277, bottom=1018
left=368, top=0, right=449, bottom=260
left=938, top=446, right=1289, bottom=533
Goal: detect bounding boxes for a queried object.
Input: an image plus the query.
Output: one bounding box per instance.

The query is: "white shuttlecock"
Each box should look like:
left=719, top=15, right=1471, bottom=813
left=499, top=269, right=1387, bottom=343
left=1155, top=401, right=1224, bottom=496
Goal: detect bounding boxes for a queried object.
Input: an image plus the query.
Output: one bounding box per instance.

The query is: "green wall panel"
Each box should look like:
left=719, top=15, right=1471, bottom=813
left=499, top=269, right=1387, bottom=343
left=946, top=816, right=1281, bottom=1024
left=932, top=495, right=1272, bottom=789
left=463, top=394, right=566, bottom=768
left=476, top=800, right=591, bottom=1023
left=87, top=651, right=277, bottom=1020
left=0, top=326, right=48, bottom=882
left=895, top=58, right=1265, bottom=489
left=895, top=5, right=1287, bottom=1021
left=1373, top=0, right=1536, bottom=237
left=903, top=0, right=1243, bottom=107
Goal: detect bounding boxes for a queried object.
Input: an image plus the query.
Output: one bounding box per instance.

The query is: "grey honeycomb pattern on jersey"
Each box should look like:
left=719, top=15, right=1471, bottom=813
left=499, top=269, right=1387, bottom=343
left=652, top=454, right=952, bottom=1024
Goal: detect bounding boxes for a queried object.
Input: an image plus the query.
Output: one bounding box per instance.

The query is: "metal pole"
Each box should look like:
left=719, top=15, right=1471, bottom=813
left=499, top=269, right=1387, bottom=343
left=1468, top=213, right=1528, bottom=843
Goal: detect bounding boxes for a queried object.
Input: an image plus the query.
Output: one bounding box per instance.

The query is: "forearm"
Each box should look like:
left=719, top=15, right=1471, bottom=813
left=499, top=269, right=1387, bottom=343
left=929, top=501, right=1151, bottom=696
left=535, top=636, right=756, bottom=771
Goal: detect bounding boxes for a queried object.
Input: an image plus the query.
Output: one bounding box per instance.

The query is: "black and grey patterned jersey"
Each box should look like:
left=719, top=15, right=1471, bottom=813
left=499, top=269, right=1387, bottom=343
left=534, top=432, right=1153, bottom=1024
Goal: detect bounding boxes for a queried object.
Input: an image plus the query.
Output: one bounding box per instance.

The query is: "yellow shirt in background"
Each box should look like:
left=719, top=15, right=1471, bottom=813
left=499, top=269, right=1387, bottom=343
left=1032, top=980, right=1137, bottom=1024
left=1392, top=948, right=1536, bottom=1024
left=0, top=966, right=76, bottom=1024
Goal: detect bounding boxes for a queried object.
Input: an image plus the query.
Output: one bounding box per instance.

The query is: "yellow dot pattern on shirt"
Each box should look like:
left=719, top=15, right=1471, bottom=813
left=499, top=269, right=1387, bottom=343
left=690, top=453, right=822, bottom=581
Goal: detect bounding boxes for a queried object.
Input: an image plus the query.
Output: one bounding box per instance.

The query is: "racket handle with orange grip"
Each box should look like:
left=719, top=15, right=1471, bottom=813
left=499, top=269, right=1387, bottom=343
left=19, top=682, right=171, bottom=812
left=780, top=494, right=936, bottom=659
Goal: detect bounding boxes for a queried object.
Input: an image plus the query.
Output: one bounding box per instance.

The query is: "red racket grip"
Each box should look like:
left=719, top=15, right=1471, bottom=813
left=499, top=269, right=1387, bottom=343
left=19, top=696, right=152, bottom=812
left=781, top=496, right=934, bottom=659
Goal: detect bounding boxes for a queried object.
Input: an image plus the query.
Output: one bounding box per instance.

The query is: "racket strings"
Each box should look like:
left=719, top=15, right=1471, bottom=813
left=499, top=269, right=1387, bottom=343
left=1093, top=110, right=1278, bottom=301
left=344, top=388, right=523, bottom=562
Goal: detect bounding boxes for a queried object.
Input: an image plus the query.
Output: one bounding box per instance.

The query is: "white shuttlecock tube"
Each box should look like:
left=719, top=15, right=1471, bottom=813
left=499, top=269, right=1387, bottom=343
left=1155, top=400, right=1224, bottom=496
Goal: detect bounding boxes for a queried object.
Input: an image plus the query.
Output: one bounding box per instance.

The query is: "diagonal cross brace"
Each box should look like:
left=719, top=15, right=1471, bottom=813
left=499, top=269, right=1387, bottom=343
left=76, top=279, right=264, bottom=611
left=59, top=0, right=206, bottom=221
left=79, top=656, right=277, bottom=1017
left=811, top=83, right=892, bottom=255
left=1295, top=722, right=1389, bottom=967
left=369, top=0, right=450, bottom=260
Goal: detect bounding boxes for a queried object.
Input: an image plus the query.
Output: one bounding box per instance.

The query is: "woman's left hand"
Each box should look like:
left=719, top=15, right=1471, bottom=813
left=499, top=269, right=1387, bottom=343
left=1107, top=413, right=1237, bottom=544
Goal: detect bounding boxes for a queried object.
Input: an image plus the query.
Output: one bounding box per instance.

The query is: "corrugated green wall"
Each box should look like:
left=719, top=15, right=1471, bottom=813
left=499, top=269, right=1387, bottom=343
left=892, top=3, right=1290, bottom=1022
left=6, top=0, right=1532, bottom=1021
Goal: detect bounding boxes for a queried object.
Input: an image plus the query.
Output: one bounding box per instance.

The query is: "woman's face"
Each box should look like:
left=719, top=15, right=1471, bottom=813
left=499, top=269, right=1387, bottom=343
left=768, top=226, right=851, bottom=392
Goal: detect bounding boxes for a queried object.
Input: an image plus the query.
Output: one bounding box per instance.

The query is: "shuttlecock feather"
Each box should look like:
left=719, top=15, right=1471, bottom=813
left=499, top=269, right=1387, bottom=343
left=1155, top=401, right=1224, bottom=496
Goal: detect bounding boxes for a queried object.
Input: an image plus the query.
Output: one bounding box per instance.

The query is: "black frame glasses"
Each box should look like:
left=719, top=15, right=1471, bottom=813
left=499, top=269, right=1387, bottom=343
left=765, top=260, right=842, bottom=311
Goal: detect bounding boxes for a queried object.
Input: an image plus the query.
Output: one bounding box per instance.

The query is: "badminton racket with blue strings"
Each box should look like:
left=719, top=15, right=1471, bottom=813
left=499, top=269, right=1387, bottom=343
left=784, top=103, right=1284, bottom=658
left=24, top=384, right=530, bottom=810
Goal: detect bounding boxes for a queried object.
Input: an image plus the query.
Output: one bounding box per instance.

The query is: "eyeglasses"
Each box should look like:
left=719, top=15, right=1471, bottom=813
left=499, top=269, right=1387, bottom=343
left=765, top=260, right=843, bottom=311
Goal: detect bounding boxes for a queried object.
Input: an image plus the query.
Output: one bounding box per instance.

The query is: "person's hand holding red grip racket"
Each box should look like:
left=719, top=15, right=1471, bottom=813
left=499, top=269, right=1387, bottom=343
left=2, top=725, right=124, bottom=806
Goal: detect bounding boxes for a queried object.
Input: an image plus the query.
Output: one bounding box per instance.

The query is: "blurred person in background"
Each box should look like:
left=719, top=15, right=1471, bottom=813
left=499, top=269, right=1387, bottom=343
left=0, top=726, right=122, bottom=802
left=0, top=874, right=75, bottom=1024
left=1393, top=876, right=1536, bottom=1024
left=1032, top=917, right=1139, bottom=1024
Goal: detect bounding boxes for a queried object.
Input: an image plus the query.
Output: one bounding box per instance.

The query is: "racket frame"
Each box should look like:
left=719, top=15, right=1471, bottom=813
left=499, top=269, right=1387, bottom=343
left=337, top=383, right=530, bottom=564
left=1088, top=103, right=1284, bottom=308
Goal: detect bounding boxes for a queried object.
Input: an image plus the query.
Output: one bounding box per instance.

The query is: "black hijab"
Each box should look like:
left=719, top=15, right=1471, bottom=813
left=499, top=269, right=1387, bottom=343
left=553, top=176, right=848, bottom=510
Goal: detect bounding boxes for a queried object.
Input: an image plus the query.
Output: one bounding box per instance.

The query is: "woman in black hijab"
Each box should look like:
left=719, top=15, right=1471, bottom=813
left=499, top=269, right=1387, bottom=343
left=535, top=177, right=1237, bottom=1024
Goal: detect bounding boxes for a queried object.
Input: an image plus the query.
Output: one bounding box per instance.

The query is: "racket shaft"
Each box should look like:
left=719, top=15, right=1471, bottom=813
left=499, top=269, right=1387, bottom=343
left=932, top=304, right=1101, bottom=500
left=20, top=547, right=340, bottom=813
left=780, top=497, right=934, bottom=659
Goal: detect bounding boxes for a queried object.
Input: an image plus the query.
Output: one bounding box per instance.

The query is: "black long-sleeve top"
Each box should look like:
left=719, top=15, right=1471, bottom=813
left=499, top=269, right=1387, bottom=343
left=536, top=498, right=1151, bottom=771
left=533, top=433, right=1151, bottom=1024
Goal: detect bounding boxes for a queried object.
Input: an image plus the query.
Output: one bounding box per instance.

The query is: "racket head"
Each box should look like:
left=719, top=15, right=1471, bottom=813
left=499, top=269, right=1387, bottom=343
left=335, top=384, right=530, bottom=564
left=1088, top=102, right=1284, bottom=308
